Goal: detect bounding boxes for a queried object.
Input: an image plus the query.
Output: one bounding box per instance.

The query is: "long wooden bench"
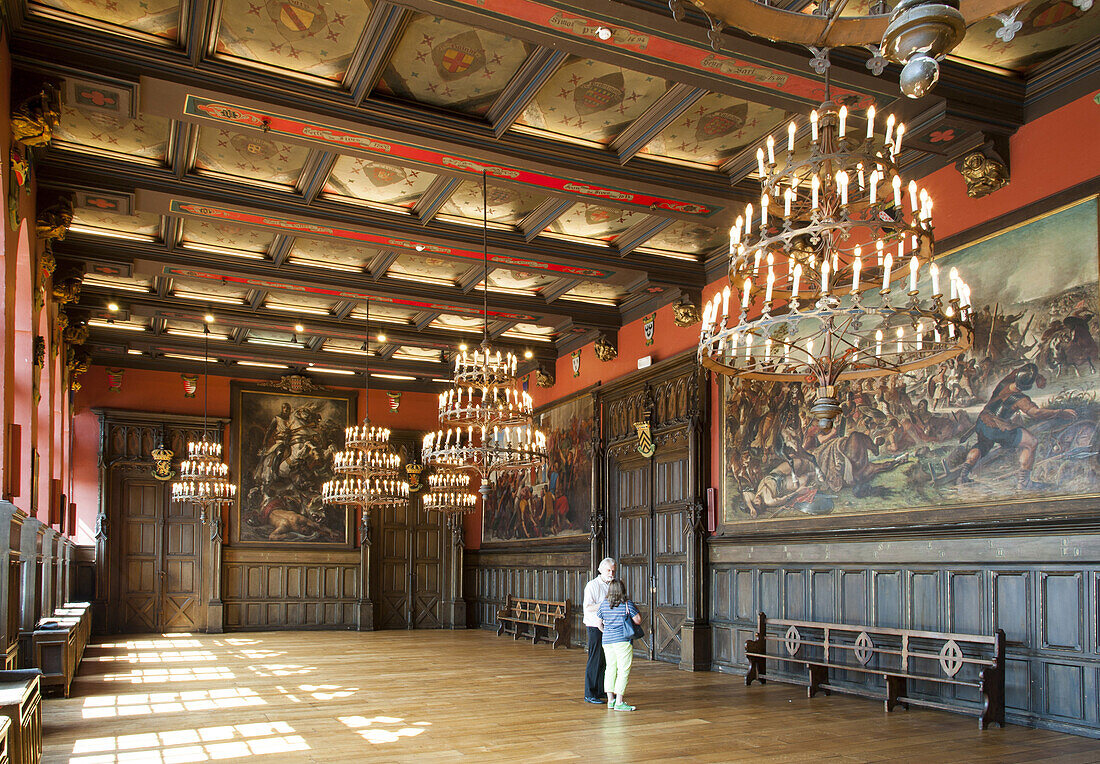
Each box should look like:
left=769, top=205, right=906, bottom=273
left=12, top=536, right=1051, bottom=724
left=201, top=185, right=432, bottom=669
left=744, top=612, right=1005, bottom=729
left=27, top=602, right=91, bottom=698
left=0, top=670, right=42, bottom=764
left=496, top=596, right=571, bottom=649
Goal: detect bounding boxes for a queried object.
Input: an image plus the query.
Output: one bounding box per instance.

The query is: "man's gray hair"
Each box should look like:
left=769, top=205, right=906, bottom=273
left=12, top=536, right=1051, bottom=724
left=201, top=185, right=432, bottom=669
left=598, top=557, right=615, bottom=572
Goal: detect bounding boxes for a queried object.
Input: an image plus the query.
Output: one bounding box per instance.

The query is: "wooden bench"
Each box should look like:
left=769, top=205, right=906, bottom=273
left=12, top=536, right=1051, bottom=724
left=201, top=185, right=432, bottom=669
left=745, top=612, right=1006, bottom=729
left=0, top=670, right=42, bottom=764
left=496, top=596, right=571, bottom=649
left=0, top=714, right=11, bottom=764
left=28, top=603, right=91, bottom=698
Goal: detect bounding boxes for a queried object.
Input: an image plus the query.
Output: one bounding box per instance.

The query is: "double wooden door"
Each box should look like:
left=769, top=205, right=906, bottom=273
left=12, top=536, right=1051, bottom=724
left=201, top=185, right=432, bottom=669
left=111, top=473, right=202, bottom=633
left=377, top=497, right=444, bottom=629
left=609, top=450, right=689, bottom=664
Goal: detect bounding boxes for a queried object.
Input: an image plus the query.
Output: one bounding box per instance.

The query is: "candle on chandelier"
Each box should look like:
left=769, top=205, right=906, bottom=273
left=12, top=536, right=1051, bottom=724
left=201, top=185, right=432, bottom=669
left=909, top=256, right=918, bottom=292
left=821, top=257, right=830, bottom=296
left=756, top=148, right=766, bottom=177
left=908, top=180, right=919, bottom=213
left=876, top=240, right=884, bottom=265
left=744, top=334, right=753, bottom=359
left=764, top=255, right=775, bottom=304
left=811, top=175, right=820, bottom=209
left=851, top=250, right=862, bottom=293
left=875, top=329, right=883, bottom=357
left=764, top=337, right=772, bottom=363
left=894, top=123, right=905, bottom=155
left=892, top=174, right=902, bottom=208
left=839, top=105, right=847, bottom=138
left=916, top=321, right=924, bottom=348
left=787, top=121, right=796, bottom=152
left=766, top=135, right=775, bottom=165
left=746, top=203, right=754, bottom=230
left=949, top=267, right=959, bottom=300
left=866, top=106, right=876, bottom=139
left=810, top=110, right=819, bottom=142
left=882, top=253, right=893, bottom=292
left=930, top=262, right=940, bottom=296
left=885, top=114, right=896, bottom=146
left=837, top=171, right=849, bottom=206
left=869, top=170, right=879, bottom=204
left=791, top=262, right=802, bottom=302
left=753, top=249, right=762, bottom=276
left=784, top=188, right=793, bottom=218
left=722, top=285, right=731, bottom=321
left=742, top=278, right=752, bottom=310
left=807, top=337, right=815, bottom=363
left=897, top=327, right=904, bottom=355
left=761, top=194, right=769, bottom=230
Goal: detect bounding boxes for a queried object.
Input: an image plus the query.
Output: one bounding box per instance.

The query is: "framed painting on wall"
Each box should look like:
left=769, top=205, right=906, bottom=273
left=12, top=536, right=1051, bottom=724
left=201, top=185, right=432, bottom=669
left=481, top=392, right=595, bottom=546
left=719, top=194, right=1100, bottom=535
left=230, top=381, right=356, bottom=547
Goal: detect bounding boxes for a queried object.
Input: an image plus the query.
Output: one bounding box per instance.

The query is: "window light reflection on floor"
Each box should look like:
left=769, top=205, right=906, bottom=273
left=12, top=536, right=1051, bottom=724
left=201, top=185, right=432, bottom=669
left=71, top=721, right=309, bottom=763
left=81, top=688, right=266, bottom=719
left=102, top=666, right=236, bottom=685
left=338, top=716, right=431, bottom=745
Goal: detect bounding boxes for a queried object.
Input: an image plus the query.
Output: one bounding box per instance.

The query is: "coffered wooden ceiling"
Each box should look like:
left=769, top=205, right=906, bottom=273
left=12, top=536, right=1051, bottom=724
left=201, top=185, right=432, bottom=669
left=5, top=0, right=1098, bottom=389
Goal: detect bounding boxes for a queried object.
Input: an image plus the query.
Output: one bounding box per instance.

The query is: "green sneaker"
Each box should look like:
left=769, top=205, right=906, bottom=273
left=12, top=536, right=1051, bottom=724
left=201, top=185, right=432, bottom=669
left=613, top=702, right=635, bottom=711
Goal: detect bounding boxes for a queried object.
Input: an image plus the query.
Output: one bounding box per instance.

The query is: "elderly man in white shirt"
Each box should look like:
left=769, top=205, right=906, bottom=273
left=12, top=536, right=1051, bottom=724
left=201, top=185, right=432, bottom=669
left=582, top=557, right=616, bottom=703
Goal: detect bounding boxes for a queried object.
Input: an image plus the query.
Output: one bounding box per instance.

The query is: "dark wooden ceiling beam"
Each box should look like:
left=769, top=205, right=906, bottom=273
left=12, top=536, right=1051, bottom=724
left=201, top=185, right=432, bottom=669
left=268, top=236, right=294, bottom=267
left=169, top=121, right=194, bottom=180
left=485, top=47, right=569, bottom=138
left=457, top=267, right=486, bottom=294
left=368, top=250, right=402, bottom=281
left=518, top=198, right=573, bottom=242
left=346, top=2, right=413, bottom=104
left=183, top=0, right=213, bottom=67
left=608, top=83, right=708, bottom=165
left=542, top=278, right=581, bottom=303
left=414, top=177, right=463, bottom=225
left=296, top=151, right=339, bottom=205
left=614, top=216, right=675, bottom=257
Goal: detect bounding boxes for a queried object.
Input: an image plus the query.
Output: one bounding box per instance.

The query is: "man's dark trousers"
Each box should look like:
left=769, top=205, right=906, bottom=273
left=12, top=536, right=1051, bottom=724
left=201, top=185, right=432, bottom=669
left=585, top=626, right=605, bottom=699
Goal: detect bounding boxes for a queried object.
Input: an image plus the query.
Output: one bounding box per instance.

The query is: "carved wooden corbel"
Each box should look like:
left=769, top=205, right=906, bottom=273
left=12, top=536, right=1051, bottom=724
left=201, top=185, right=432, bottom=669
left=594, top=333, right=618, bottom=362
left=11, top=84, right=61, bottom=147
left=955, top=137, right=1009, bottom=199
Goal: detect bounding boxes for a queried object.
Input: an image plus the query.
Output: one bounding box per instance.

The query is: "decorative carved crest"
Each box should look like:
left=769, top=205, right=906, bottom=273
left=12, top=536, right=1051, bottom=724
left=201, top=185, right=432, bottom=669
left=182, top=374, right=198, bottom=398
left=634, top=421, right=655, bottom=457
left=36, top=195, right=74, bottom=241
left=150, top=447, right=175, bottom=481
left=673, top=300, right=702, bottom=327
left=66, top=346, right=91, bottom=391
left=594, top=334, right=618, bottom=362
left=258, top=373, right=325, bottom=393
left=642, top=312, right=656, bottom=345
left=11, top=84, right=61, bottom=147
left=536, top=366, right=555, bottom=388
left=956, top=148, right=1009, bottom=199
left=406, top=462, right=424, bottom=493
left=51, top=261, right=84, bottom=305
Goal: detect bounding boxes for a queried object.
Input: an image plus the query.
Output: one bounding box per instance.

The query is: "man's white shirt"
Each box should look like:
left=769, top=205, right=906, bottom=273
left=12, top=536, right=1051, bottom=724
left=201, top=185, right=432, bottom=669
left=582, top=576, right=610, bottom=628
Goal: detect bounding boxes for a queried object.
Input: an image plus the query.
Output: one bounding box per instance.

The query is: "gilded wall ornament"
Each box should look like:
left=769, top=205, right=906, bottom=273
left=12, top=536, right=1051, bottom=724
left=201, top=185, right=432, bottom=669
left=956, top=150, right=1009, bottom=198
left=11, top=85, right=60, bottom=147
left=36, top=196, right=74, bottom=241
left=536, top=367, right=555, bottom=388
left=594, top=334, right=618, bottom=362
left=673, top=301, right=702, bottom=327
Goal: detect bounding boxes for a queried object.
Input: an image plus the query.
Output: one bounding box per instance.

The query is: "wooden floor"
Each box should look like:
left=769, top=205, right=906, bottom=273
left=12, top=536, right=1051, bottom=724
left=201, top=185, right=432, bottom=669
left=40, top=630, right=1099, bottom=763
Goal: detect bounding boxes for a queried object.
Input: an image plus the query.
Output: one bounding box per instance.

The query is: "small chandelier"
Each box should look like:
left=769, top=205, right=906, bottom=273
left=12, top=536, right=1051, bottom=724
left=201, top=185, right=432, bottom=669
left=422, top=467, right=477, bottom=514
left=172, top=320, right=235, bottom=519
left=698, top=86, right=973, bottom=429
left=322, top=300, right=408, bottom=509
left=426, top=171, right=547, bottom=492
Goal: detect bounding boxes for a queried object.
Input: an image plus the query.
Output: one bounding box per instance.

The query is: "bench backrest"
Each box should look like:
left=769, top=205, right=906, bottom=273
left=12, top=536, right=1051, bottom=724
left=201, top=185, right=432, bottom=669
left=756, top=613, right=1004, bottom=685
left=502, top=596, right=570, bottom=623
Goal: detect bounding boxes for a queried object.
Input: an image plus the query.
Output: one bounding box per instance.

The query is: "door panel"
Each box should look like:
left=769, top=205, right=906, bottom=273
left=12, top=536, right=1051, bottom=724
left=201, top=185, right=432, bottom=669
left=412, top=506, right=442, bottom=629
left=379, top=502, right=411, bottom=629
left=120, top=481, right=161, bottom=633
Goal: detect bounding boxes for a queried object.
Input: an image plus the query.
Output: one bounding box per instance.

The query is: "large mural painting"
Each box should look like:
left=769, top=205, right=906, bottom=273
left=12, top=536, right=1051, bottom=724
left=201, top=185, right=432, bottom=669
left=722, top=196, right=1100, bottom=526
left=482, top=394, right=593, bottom=544
left=232, top=383, right=355, bottom=545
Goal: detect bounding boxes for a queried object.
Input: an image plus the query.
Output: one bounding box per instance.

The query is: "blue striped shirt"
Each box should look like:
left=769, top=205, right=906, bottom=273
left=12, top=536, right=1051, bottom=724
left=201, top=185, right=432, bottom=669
left=597, top=600, right=639, bottom=645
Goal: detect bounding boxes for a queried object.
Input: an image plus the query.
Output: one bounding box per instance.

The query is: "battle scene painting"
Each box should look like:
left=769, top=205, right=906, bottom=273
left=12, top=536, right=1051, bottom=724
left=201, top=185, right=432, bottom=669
left=232, top=385, right=355, bottom=545
left=722, top=196, right=1100, bottom=526
left=482, top=395, right=593, bottom=544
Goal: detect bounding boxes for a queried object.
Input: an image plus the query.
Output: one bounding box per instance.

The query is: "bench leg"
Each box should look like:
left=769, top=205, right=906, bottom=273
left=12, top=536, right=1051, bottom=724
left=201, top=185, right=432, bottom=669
left=979, top=666, right=1006, bottom=729
left=553, top=628, right=567, bottom=649
left=745, top=634, right=767, bottom=686
left=808, top=664, right=829, bottom=698
left=532, top=628, right=540, bottom=646
left=497, top=621, right=505, bottom=637
left=885, top=675, right=908, bottom=712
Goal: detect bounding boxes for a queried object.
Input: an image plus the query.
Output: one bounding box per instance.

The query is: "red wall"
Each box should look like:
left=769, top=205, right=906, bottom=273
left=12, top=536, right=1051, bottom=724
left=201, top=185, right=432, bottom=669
left=70, top=366, right=440, bottom=544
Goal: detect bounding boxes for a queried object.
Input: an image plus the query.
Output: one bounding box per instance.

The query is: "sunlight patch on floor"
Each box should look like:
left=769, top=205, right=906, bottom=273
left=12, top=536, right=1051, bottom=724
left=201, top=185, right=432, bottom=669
left=80, top=688, right=265, bottom=718
left=338, top=716, right=431, bottom=745
left=70, top=721, right=309, bottom=762
left=101, top=667, right=236, bottom=685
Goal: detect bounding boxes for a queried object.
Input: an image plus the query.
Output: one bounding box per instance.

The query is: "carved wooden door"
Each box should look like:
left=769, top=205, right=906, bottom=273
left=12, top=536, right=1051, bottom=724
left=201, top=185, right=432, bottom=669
left=114, top=474, right=202, bottom=633
left=652, top=448, right=689, bottom=664
left=378, top=501, right=411, bottom=629
left=611, top=456, right=655, bottom=659
left=410, top=500, right=442, bottom=629
left=377, top=496, right=443, bottom=629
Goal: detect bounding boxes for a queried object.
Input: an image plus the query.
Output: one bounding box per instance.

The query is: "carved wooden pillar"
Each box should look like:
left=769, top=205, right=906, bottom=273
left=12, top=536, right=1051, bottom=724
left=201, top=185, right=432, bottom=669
left=357, top=510, right=374, bottom=631
left=206, top=509, right=224, bottom=633
left=93, top=411, right=109, bottom=633
left=679, top=368, right=711, bottom=671
left=443, top=513, right=467, bottom=629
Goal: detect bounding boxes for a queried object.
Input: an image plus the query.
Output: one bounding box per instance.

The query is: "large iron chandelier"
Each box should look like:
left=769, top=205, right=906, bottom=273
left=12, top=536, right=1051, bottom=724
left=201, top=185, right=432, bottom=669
left=422, top=467, right=478, bottom=515
left=424, top=171, right=547, bottom=494
left=172, top=320, right=235, bottom=519
left=322, top=300, right=409, bottom=509
left=698, top=81, right=973, bottom=429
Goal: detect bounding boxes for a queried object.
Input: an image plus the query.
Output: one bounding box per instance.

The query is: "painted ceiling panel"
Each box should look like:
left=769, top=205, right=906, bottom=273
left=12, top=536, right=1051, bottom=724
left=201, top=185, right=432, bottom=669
left=435, top=180, right=545, bottom=226
left=950, top=0, right=1099, bottom=72
left=387, top=254, right=470, bottom=287
left=54, top=106, right=170, bottom=164
left=545, top=202, right=646, bottom=242
left=179, top=219, right=276, bottom=255
left=515, top=57, right=672, bottom=145
left=193, top=126, right=311, bottom=188
left=264, top=292, right=336, bottom=314
left=286, top=238, right=377, bottom=272
left=484, top=268, right=559, bottom=295
left=213, top=0, right=374, bottom=82
left=430, top=314, right=484, bottom=332
left=322, top=338, right=375, bottom=355
left=559, top=281, right=627, bottom=306
left=394, top=346, right=442, bottom=363
left=502, top=322, right=555, bottom=341
left=638, top=220, right=725, bottom=256
left=81, top=272, right=154, bottom=293
left=28, top=0, right=180, bottom=40
left=322, top=156, right=437, bottom=208
left=349, top=304, right=419, bottom=325
left=247, top=328, right=298, bottom=343
left=170, top=276, right=250, bottom=303
left=70, top=209, right=163, bottom=241
left=640, top=92, right=789, bottom=168
left=374, top=14, right=533, bottom=117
